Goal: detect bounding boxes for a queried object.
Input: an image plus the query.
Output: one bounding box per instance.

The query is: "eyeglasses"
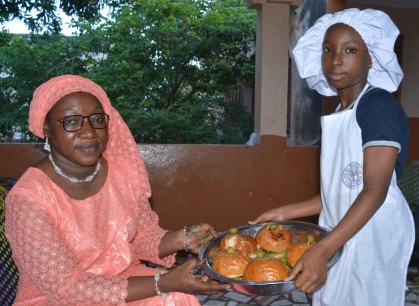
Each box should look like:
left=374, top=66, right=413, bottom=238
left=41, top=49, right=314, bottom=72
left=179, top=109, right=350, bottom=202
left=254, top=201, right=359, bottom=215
left=52, top=113, right=110, bottom=132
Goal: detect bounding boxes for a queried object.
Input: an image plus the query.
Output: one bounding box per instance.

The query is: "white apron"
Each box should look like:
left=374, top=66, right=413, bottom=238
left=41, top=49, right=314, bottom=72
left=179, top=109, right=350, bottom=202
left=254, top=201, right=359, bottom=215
left=313, top=85, right=415, bottom=306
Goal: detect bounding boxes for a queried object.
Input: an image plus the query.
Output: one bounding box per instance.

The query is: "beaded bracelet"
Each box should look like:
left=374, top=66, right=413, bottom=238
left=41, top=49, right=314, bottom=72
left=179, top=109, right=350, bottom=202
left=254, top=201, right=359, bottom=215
left=154, top=272, right=171, bottom=299
left=183, top=225, right=190, bottom=252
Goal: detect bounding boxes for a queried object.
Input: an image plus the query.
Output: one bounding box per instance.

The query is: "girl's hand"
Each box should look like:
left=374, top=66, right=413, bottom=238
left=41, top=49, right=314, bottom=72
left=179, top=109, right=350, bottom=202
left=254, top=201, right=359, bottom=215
left=160, top=258, right=230, bottom=295
left=248, top=207, right=288, bottom=224
left=249, top=196, right=323, bottom=225
left=283, top=243, right=329, bottom=293
left=183, top=223, right=218, bottom=254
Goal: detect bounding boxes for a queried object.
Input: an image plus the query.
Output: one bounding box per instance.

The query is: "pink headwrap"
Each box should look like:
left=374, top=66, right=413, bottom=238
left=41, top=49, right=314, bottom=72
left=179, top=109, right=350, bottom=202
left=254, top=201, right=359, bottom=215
left=28, top=74, right=151, bottom=198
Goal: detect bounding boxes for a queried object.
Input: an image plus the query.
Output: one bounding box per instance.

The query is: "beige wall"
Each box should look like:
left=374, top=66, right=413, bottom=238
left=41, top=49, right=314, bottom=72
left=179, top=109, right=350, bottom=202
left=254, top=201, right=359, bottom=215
left=348, top=3, right=419, bottom=117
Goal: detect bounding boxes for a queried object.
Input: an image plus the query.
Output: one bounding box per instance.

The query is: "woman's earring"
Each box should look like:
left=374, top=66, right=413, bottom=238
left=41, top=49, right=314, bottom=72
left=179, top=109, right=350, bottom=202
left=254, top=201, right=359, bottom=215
left=44, top=136, right=51, bottom=152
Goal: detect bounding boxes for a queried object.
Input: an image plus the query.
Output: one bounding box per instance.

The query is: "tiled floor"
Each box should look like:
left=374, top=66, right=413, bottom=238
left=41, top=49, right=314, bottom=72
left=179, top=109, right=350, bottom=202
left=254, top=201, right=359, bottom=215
left=197, top=288, right=313, bottom=306
left=170, top=253, right=419, bottom=306
left=196, top=281, right=419, bottom=306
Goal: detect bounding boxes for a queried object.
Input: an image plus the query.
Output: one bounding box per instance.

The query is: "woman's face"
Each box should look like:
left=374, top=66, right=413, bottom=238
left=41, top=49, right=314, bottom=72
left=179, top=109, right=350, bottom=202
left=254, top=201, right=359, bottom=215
left=44, top=92, right=109, bottom=167
left=321, top=23, right=371, bottom=92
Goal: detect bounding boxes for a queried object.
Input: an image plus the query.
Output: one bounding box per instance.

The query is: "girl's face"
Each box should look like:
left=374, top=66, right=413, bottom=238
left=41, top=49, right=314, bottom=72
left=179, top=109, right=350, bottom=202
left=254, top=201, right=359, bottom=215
left=44, top=92, right=109, bottom=168
left=321, top=23, right=371, bottom=92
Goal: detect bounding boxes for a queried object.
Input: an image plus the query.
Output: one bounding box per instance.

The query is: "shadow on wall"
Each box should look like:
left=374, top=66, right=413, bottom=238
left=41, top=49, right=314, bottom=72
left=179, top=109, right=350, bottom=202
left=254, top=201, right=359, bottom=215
left=288, top=0, right=326, bottom=146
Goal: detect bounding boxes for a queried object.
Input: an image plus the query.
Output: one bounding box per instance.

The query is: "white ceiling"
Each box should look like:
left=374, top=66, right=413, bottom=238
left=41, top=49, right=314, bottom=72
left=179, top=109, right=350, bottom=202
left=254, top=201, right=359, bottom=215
left=348, top=0, right=419, bottom=9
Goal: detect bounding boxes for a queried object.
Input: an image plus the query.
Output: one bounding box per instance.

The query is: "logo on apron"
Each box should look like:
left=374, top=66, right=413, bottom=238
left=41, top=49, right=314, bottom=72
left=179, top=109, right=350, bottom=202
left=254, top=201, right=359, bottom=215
left=342, top=162, right=363, bottom=189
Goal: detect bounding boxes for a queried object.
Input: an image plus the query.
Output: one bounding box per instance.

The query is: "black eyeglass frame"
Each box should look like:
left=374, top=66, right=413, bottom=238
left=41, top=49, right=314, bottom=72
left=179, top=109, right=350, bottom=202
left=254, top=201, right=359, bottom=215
left=50, top=113, right=110, bottom=132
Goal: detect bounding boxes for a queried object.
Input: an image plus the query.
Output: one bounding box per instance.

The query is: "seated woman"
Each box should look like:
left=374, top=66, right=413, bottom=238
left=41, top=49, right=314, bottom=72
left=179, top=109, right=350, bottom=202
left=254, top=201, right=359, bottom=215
left=5, top=75, right=230, bottom=305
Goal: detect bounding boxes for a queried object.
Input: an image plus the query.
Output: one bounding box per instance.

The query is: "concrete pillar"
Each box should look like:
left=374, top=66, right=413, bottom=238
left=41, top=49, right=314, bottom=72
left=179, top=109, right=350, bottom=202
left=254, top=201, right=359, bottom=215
left=248, top=0, right=345, bottom=145
left=247, top=0, right=293, bottom=142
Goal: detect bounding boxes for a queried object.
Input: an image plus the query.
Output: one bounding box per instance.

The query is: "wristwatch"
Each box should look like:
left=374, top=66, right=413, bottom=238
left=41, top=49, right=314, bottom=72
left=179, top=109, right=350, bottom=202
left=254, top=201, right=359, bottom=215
left=154, top=272, right=171, bottom=299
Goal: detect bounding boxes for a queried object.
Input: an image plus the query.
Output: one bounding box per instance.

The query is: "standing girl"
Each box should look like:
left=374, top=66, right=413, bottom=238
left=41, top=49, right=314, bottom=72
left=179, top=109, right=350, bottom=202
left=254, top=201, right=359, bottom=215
left=250, top=8, right=414, bottom=306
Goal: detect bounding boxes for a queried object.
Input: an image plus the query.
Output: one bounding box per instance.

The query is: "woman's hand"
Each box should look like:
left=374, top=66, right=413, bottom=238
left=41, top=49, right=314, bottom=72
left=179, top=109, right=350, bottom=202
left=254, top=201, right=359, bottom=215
left=184, top=223, right=218, bottom=254
left=160, top=258, right=230, bottom=295
left=283, top=243, right=329, bottom=293
left=125, top=258, right=230, bottom=301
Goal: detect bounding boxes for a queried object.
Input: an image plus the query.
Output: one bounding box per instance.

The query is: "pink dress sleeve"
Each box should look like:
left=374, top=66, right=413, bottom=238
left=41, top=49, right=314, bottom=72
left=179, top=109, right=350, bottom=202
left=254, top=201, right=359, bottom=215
left=131, top=198, right=176, bottom=268
left=6, top=193, right=129, bottom=305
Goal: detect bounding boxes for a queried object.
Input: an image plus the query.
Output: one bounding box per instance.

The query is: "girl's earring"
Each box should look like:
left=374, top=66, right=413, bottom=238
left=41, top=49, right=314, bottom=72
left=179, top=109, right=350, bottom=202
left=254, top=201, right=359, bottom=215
left=44, top=136, right=51, bottom=152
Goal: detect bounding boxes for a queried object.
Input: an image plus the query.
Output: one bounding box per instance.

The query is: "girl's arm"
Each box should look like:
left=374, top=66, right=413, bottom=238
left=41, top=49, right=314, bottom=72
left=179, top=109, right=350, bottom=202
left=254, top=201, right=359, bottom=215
left=249, top=194, right=322, bottom=224
left=287, top=145, right=398, bottom=293
left=313, top=146, right=397, bottom=261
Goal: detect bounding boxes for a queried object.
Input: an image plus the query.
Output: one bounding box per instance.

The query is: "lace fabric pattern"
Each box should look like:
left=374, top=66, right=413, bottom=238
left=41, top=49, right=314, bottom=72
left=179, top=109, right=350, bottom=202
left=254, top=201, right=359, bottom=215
left=4, top=164, right=183, bottom=305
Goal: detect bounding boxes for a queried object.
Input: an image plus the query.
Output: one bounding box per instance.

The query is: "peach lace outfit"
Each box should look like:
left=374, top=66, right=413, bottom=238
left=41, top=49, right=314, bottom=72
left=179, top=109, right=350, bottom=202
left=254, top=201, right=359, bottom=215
left=5, top=75, right=200, bottom=306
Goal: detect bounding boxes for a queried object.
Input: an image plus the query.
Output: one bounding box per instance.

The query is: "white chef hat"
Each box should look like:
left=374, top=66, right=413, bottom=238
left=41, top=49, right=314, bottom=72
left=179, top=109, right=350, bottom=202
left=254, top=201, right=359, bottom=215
left=292, top=8, right=403, bottom=96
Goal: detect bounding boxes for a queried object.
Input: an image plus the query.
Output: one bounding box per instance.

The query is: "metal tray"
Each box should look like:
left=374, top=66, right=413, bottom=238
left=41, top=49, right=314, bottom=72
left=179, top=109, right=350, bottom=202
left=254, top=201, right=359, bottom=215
left=198, top=221, right=343, bottom=296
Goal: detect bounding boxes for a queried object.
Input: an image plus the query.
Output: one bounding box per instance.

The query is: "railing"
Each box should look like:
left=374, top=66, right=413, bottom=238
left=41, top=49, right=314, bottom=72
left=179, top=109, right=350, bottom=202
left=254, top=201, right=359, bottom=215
left=398, top=161, right=419, bottom=271
left=399, top=161, right=419, bottom=213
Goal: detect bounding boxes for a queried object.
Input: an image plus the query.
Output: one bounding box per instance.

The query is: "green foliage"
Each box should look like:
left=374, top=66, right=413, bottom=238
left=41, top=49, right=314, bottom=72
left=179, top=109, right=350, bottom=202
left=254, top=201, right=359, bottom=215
left=0, top=32, right=90, bottom=140
left=0, top=0, right=255, bottom=144
left=0, top=0, right=125, bottom=33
